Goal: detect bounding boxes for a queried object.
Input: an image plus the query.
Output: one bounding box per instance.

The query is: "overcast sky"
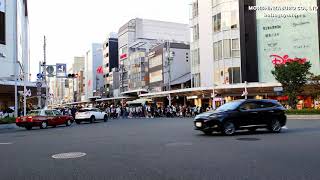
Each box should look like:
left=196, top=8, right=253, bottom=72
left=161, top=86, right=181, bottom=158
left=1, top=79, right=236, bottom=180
left=28, top=0, right=191, bottom=80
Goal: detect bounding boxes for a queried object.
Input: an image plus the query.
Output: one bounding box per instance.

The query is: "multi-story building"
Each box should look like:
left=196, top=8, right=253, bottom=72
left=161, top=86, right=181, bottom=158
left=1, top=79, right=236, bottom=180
left=148, top=42, right=191, bottom=93
left=0, top=0, right=30, bottom=80
left=190, top=0, right=320, bottom=96
left=118, top=18, right=190, bottom=95
left=72, top=56, right=85, bottom=101
left=0, top=0, right=38, bottom=110
left=190, top=0, right=241, bottom=88
left=84, top=43, right=103, bottom=100
left=102, top=33, right=119, bottom=98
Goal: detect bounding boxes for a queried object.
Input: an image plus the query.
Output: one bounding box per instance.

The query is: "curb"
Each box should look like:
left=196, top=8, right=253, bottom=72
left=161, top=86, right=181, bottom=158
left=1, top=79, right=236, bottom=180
left=287, top=115, right=320, bottom=120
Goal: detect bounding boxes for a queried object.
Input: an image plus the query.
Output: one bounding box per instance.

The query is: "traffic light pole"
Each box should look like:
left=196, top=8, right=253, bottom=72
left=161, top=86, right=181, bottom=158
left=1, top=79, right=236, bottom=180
left=38, top=62, right=41, bottom=108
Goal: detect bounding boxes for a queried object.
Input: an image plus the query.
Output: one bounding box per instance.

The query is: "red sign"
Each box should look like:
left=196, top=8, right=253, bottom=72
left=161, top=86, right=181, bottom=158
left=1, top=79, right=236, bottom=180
left=96, top=66, right=104, bottom=74
left=120, top=54, right=127, bottom=60
left=270, top=54, right=307, bottom=65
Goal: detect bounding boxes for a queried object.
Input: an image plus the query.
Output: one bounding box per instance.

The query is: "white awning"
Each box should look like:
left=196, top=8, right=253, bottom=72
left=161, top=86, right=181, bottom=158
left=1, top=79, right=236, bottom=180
left=121, top=89, right=148, bottom=95
left=96, top=96, right=133, bottom=102
left=126, top=98, right=153, bottom=105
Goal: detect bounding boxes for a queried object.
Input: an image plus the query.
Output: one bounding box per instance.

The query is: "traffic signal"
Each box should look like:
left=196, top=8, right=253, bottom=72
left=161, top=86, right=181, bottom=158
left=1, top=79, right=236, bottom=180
left=67, top=73, right=78, bottom=78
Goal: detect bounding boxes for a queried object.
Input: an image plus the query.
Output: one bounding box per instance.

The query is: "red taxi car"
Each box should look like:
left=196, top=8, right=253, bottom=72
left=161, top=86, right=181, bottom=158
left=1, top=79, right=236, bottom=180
left=16, top=109, right=74, bottom=130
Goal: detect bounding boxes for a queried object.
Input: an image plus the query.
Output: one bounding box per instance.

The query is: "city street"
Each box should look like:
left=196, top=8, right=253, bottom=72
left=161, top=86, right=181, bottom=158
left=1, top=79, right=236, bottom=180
left=0, top=118, right=320, bottom=180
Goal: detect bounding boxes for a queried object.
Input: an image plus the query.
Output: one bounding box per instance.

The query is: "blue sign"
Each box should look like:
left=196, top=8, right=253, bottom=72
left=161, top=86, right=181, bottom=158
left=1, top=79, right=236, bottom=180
left=56, top=64, right=67, bottom=78
left=37, top=73, right=44, bottom=80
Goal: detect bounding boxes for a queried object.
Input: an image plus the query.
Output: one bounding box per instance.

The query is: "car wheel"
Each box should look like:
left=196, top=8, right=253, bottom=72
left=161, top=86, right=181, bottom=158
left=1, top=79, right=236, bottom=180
left=90, top=116, right=95, bottom=123
left=222, top=121, right=236, bottom=136
left=203, top=130, right=213, bottom=135
left=66, top=119, right=72, bottom=126
left=25, top=126, right=32, bottom=130
left=40, top=121, right=48, bottom=129
left=75, top=120, right=81, bottom=124
left=103, top=115, right=108, bottom=122
left=269, top=119, right=282, bottom=133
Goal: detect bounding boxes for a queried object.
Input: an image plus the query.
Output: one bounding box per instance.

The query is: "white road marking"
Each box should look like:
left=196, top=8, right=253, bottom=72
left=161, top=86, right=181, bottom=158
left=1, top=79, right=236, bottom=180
left=282, top=126, right=288, bottom=130
left=0, top=142, right=13, bottom=145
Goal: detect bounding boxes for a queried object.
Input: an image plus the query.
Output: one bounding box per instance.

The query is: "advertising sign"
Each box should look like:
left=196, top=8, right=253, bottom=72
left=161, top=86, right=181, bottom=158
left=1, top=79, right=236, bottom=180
left=0, top=0, right=5, bottom=13
left=256, top=0, right=320, bottom=82
left=56, top=64, right=67, bottom=78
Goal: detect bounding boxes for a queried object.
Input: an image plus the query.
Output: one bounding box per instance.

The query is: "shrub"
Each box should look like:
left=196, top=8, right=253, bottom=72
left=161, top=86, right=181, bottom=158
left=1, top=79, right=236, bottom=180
left=0, top=117, right=16, bottom=124
left=286, top=109, right=320, bottom=115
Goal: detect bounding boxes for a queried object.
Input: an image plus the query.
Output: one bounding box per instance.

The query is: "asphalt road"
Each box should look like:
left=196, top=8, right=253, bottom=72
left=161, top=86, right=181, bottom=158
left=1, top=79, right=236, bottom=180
left=0, top=118, right=320, bottom=180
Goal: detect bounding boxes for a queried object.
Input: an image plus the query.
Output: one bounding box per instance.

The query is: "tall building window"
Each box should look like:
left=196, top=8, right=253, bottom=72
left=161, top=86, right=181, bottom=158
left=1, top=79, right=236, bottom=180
left=193, top=73, right=201, bottom=87
left=223, top=39, right=231, bottom=59
left=192, top=24, right=199, bottom=41
left=192, top=0, right=199, bottom=18
left=231, top=10, right=239, bottom=29
left=232, top=39, right=240, bottom=58
left=0, top=11, right=5, bottom=45
left=213, top=13, right=221, bottom=32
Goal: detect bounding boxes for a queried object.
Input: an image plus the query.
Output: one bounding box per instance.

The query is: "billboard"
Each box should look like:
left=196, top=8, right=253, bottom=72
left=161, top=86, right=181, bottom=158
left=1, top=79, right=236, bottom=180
left=256, top=0, right=320, bottom=82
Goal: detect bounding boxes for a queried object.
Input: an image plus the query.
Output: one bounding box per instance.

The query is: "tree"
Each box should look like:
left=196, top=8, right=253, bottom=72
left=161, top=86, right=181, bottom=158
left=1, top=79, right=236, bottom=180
left=272, top=61, right=312, bottom=109
left=304, top=75, right=320, bottom=99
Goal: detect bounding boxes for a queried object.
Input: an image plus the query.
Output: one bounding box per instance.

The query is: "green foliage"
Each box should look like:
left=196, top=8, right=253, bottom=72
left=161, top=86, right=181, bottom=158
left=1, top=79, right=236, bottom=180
left=0, top=117, right=16, bottom=124
left=272, top=61, right=312, bottom=109
left=304, top=75, right=320, bottom=98
left=286, top=109, right=320, bottom=115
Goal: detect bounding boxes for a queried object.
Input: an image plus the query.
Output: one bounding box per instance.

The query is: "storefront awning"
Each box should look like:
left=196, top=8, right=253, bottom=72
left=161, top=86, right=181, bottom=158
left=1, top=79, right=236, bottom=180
left=96, top=96, right=133, bottom=102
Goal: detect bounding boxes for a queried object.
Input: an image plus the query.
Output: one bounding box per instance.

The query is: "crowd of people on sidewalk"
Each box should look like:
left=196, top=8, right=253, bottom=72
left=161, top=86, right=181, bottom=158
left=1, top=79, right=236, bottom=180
left=101, top=104, right=213, bottom=119
left=58, top=104, right=214, bottom=119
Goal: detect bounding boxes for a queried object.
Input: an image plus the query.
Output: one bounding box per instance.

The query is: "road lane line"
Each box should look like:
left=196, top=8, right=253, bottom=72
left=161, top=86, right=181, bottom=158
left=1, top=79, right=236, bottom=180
left=0, top=142, right=13, bottom=145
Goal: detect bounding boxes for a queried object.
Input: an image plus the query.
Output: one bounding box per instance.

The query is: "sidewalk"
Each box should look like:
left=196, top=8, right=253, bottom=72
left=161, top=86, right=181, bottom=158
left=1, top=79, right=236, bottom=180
left=287, top=115, right=320, bottom=120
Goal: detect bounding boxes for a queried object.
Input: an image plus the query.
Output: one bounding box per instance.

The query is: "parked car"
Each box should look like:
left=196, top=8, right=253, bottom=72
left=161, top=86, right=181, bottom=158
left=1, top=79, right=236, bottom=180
left=75, top=108, right=108, bottom=124
left=194, top=99, right=287, bottom=135
left=16, top=109, right=74, bottom=130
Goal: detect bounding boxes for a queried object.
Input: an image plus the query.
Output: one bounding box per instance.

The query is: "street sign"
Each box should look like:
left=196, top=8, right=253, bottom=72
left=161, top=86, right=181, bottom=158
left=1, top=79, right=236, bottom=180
left=24, top=89, right=32, bottom=97
left=274, top=87, right=284, bottom=92
left=56, top=63, right=67, bottom=78
left=46, top=66, right=55, bottom=77
left=37, top=73, right=44, bottom=80
left=36, top=82, right=42, bottom=88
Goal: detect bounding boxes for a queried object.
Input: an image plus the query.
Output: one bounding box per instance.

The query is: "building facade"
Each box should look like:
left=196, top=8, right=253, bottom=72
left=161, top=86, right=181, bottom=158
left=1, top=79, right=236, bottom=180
left=84, top=43, right=103, bottom=100
left=190, top=0, right=320, bottom=88
left=190, top=0, right=241, bottom=88
left=0, top=0, right=29, bottom=80
left=148, top=42, right=191, bottom=93
left=118, top=18, right=190, bottom=95
left=102, top=33, right=119, bottom=98
left=72, top=56, right=85, bottom=101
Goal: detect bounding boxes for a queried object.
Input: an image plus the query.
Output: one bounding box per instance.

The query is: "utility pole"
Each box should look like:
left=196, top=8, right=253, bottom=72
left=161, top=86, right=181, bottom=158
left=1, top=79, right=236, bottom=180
left=43, top=36, right=48, bottom=107
left=166, top=40, right=172, bottom=106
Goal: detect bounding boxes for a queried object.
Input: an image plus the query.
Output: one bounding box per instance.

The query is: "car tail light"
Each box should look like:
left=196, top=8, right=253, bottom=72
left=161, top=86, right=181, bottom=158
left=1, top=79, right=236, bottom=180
left=16, top=117, right=20, bottom=123
left=27, top=116, right=33, bottom=122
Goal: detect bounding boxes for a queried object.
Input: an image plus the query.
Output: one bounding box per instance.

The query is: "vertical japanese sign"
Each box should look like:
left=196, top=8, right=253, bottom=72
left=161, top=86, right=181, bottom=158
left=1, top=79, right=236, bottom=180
left=256, top=0, right=320, bottom=82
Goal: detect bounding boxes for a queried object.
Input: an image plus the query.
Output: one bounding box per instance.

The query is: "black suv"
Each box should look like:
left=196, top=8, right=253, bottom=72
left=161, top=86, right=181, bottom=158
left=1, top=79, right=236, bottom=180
left=194, top=99, right=287, bottom=135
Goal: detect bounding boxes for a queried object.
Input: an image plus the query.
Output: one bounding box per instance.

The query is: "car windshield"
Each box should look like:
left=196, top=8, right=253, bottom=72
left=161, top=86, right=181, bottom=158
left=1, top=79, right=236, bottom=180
left=27, top=110, right=41, bottom=116
left=215, top=101, right=243, bottom=112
